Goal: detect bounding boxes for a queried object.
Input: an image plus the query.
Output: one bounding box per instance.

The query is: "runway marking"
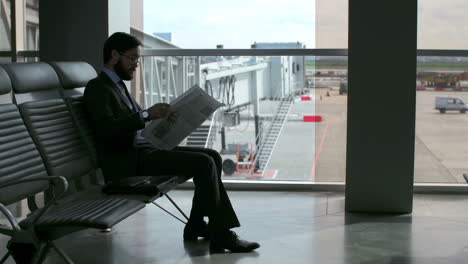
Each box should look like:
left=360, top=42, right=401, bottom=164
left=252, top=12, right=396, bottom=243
left=263, top=169, right=278, bottom=179
left=251, top=169, right=278, bottom=179
left=309, top=114, right=330, bottom=181
left=228, top=169, right=278, bottom=179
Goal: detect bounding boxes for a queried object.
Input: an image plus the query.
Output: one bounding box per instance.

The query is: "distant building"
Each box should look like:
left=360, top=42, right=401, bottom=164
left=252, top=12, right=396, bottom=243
left=153, top=32, right=172, bottom=42
left=1, top=0, right=39, bottom=51
left=132, top=29, right=178, bottom=49
left=253, top=42, right=306, bottom=49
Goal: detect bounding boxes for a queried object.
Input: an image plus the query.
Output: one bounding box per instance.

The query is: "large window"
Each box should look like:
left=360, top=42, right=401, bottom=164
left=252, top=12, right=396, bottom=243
left=139, top=0, right=348, bottom=183
left=138, top=0, right=468, bottom=186
left=25, top=0, right=39, bottom=51
left=414, top=0, right=468, bottom=184
left=415, top=55, right=468, bottom=184
left=0, top=0, right=11, bottom=51
left=418, top=0, right=468, bottom=50
left=0, top=0, right=39, bottom=61
left=138, top=52, right=347, bottom=182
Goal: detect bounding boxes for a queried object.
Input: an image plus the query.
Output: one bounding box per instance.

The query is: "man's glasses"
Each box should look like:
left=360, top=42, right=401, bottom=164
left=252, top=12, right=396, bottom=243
left=119, top=52, right=141, bottom=64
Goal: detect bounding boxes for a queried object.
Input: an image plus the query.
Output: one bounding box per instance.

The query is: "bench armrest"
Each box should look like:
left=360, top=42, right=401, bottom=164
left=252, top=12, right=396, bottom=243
left=0, top=176, right=69, bottom=230
left=0, top=203, right=20, bottom=234
left=0, top=176, right=68, bottom=194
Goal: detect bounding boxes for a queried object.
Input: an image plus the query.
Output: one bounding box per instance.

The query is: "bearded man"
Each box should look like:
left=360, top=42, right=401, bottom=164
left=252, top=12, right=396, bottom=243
left=83, top=32, right=259, bottom=253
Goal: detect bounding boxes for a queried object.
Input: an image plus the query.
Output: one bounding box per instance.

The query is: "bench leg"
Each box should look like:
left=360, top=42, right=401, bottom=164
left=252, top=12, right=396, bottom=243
left=31, top=241, right=73, bottom=264
left=152, top=194, right=190, bottom=225
left=0, top=251, right=11, bottom=263
left=32, top=243, right=50, bottom=264
left=152, top=202, right=187, bottom=224
left=165, top=194, right=189, bottom=221
left=50, top=242, right=74, bottom=264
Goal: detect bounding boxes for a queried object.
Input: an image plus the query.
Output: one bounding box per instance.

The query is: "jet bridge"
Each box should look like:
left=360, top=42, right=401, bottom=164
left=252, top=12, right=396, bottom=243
left=141, top=53, right=305, bottom=177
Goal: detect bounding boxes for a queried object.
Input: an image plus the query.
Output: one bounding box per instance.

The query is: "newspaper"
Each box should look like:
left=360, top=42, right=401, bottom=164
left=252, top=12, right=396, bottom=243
left=141, top=84, right=224, bottom=150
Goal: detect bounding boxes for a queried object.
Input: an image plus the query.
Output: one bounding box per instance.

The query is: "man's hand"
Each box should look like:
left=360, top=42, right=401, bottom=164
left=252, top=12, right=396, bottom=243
left=168, top=111, right=179, bottom=124
left=147, top=103, right=171, bottom=120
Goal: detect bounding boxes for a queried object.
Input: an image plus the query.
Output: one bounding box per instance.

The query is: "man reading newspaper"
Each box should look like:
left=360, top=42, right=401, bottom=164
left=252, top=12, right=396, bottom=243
left=84, top=32, right=260, bottom=253
left=141, top=84, right=224, bottom=150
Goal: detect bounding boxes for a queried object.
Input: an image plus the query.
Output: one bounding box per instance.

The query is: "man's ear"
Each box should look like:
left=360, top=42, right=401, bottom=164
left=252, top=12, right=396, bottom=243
left=110, top=49, right=120, bottom=64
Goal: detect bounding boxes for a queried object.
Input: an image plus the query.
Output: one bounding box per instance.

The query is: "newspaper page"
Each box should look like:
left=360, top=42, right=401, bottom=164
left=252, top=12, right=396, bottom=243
left=141, top=84, right=224, bottom=150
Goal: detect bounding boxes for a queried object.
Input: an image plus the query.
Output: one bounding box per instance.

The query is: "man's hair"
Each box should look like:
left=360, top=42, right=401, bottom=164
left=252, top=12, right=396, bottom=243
left=103, top=32, right=142, bottom=64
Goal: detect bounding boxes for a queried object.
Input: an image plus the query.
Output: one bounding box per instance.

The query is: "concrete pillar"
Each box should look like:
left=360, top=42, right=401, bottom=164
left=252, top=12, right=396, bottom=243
left=345, top=0, right=417, bottom=213
left=39, top=0, right=130, bottom=71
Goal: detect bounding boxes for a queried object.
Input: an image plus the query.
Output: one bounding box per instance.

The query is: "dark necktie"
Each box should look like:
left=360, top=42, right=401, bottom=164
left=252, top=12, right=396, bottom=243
left=118, top=80, right=138, bottom=112
left=118, top=80, right=148, bottom=144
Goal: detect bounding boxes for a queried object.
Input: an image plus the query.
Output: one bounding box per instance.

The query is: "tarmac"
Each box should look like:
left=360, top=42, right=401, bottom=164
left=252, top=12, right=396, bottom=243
left=219, top=88, right=468, bottom=184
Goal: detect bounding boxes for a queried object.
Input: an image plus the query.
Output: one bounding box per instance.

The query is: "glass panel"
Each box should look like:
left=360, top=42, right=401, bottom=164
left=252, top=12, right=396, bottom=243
left=19, top=55, right=38, bottom=62
left=418, top=0, right=468, bottom=49
left=315, top=0, right=348, bottom=48
left=0, top=0, right=11, bottom=51
left=139, top=54, right=348, bottom=182
left=24, top=0, right=39, bottom=50
left=0, top=56, right=11, bottom=63
left=415, top=56, right=468, bottom=183
left=143, top=0, right=315, bottom=49
left=312, top=56, right=348, bottom=181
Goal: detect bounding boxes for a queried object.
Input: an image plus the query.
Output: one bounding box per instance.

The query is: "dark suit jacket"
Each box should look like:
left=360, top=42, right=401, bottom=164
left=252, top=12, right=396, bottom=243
left=83, top=72, right=145, bottom=182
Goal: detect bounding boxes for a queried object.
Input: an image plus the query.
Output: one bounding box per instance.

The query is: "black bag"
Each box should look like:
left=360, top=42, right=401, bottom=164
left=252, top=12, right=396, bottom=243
left=102, top=176, right=176, bottom=196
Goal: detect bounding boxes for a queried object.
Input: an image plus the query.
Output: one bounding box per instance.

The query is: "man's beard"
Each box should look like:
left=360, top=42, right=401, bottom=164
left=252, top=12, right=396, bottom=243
left=115, top=60, right=133, bottom=80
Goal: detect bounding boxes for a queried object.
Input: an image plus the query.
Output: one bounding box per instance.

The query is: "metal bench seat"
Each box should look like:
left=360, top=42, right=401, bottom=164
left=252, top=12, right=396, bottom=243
left=55, top=175, right=180, bottom=206
left=19, top=197, right=144, bottom=230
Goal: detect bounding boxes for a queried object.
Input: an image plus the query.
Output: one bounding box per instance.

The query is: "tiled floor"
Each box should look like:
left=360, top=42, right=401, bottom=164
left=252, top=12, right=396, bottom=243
left=2, top=191, right=468, bottom=263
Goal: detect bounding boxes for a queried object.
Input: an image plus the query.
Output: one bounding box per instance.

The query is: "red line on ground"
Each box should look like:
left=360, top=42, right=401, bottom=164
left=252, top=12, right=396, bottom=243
left=303, top=115, right=323, bottom=122
left=308, top=115, right=330, bottom=181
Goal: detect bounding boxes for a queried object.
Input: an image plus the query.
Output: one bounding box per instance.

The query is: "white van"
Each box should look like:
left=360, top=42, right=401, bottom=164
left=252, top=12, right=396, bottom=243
left=435, top=96, right=468, bottom=113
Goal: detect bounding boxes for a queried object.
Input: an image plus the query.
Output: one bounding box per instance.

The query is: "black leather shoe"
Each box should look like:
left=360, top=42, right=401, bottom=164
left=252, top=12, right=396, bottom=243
left=210, top=231, right=260, bottom=253
left=183, top=220, right=210, bottom=241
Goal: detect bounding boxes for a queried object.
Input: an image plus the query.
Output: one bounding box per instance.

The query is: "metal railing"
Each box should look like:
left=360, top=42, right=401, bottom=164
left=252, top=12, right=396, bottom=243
left=250, top=93, right=295, bottom=176
left=205, top=108, right=223, bottom=149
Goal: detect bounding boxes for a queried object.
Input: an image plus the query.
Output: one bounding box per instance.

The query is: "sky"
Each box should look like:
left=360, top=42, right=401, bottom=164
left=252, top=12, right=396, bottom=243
left=143, top=0, right=316, bottom=49
left=143, top=0, right=468, bottom=50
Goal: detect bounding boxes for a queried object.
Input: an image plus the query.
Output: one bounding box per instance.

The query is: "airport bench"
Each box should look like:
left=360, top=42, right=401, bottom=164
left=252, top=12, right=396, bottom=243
left=0, top=65, right=145, bottom=263
left=0, top=62, right=190, bottom=263
left=48, top=61, right=191, bottom=204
